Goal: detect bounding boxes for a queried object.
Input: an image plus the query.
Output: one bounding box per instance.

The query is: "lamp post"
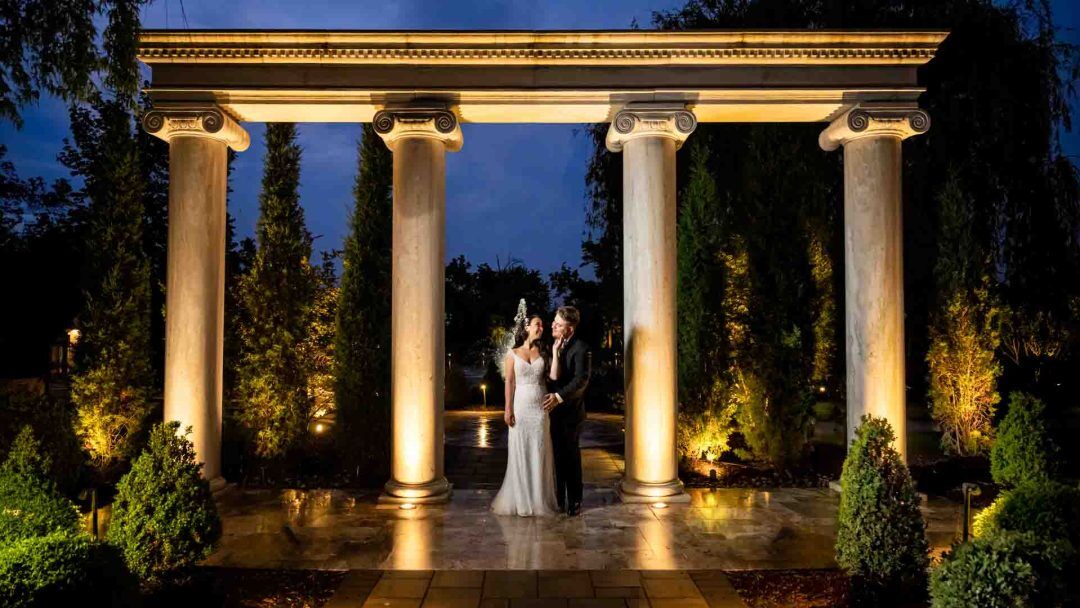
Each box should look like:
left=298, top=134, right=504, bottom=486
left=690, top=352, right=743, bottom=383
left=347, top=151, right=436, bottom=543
left=480, top=383, right=488, bottom=408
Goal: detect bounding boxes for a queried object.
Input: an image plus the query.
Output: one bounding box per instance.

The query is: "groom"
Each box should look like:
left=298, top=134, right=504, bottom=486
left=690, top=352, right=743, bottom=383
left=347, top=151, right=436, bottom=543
left=543, top=306, right=591, bottom=516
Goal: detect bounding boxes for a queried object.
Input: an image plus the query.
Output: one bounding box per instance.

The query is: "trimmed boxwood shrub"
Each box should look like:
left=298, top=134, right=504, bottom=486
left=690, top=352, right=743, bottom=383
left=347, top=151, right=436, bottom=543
left=835, top=416, right=928, bottom=603
left=972, top=480, right=1080, bottom=547
left=107, top=421, right=221, bottom=583
left=0, top=530, right=138, bottom=608
left=930, top=531, right=1073, bottom=607
left=0, top=427, right=79, bottom=543
left=991, top=392, right=1058, bottom=488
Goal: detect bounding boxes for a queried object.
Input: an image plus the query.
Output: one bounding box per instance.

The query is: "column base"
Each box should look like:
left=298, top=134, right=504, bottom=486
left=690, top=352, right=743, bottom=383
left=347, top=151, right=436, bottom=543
left=208, top=477, right=230, bottom=495
left=618, top=477, right=691, bottom=503
left=379, top=477, right=452, bottom=505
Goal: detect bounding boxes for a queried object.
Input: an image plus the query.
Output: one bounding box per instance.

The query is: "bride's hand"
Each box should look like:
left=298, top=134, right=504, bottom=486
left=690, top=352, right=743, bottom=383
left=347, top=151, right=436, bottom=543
left=553, top=337, right=564, bottom=354
left=504, top=410, right=515, bottom=427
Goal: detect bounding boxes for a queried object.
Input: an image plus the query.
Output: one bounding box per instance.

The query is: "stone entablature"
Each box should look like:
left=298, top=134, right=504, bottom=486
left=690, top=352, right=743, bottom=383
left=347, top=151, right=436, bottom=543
left=139, top=30, right=945, bottom=65
left=137, top=30, right=946, bottom=125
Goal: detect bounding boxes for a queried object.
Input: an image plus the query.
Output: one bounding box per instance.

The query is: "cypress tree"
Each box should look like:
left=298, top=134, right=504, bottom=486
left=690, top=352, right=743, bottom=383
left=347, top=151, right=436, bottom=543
left=334, top=124, right=392, bottom=475
left=237, top=123, right=316, bottom=460
left=64, top=96, right=153, bottom=470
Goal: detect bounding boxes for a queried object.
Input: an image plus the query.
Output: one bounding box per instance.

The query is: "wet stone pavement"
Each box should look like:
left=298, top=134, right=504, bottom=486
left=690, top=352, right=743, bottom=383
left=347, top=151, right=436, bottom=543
left=205, top=411, right=964, bottom=606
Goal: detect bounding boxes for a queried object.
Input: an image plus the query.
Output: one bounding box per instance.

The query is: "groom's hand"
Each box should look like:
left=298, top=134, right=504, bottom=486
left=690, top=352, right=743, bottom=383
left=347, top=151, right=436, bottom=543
left=542, top=393, right=559, bottom=411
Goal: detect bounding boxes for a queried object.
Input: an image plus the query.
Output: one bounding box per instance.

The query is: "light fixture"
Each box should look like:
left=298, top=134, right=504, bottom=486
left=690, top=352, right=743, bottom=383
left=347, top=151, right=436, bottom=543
left=400, top=503, right=417, bottom=510
left=314, top=423, right=325, bottom=434
left=651, top=502, right=668, bottom=509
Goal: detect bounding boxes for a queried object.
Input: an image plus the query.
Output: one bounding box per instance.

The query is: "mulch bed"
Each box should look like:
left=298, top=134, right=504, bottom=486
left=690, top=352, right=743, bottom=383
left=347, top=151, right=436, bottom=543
left=681, top=460, right=833, bottom=489
left=143, top=568, right=344, bottom=608
left=727, top=569, right=851, bottom=607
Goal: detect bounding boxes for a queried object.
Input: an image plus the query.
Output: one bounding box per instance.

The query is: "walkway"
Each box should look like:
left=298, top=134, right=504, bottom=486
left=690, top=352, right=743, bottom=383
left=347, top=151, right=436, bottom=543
left=325, top=569, right=746, bottom=608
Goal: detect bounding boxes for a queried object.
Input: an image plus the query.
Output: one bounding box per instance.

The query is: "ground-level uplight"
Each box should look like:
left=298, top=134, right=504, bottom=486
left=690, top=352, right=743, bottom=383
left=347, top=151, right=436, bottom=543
left=400, top=503, right=417, bottom=510
left=651, top=502, right=668, bottom=509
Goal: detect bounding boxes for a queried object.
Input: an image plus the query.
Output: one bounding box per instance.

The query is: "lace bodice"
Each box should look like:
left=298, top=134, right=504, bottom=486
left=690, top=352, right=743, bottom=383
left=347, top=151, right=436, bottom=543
left=512, top=351, right=546, bottom=386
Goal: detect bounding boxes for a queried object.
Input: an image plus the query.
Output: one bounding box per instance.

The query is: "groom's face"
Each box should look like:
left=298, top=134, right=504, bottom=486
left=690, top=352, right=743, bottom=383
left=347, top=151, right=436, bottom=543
left=552, top=314, right=573, bottom=340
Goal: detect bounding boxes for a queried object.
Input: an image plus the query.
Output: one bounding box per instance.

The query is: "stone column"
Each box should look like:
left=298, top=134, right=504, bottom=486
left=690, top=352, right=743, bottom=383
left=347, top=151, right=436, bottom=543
left=374, top=107, right=462, bottom=504
left=143, top=107, right=249, bottom=489
left=820, top=105, right=930, bottom=460
left=606, top=103, right=696, bottom=503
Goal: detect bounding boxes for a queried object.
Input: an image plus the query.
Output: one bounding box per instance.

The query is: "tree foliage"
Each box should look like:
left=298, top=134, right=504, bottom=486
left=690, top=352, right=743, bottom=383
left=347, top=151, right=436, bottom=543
left=1, top=0, right=150, bottom=125
left=237, top=123, right=317, bottom=460
left=334, top=125, right=392, bottom=473
left=63, top=97, right=153, bottom=470
left=927, top=172, right=1004, bottom=456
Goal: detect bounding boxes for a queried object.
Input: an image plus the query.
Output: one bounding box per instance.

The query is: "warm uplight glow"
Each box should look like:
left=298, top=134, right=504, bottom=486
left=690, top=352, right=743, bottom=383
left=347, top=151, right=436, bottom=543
left=400, top=503, right=417, bottom=510
left=67, top=328, right=81, bottom=345
left=652, top=502, right=668, bottom=509
left=314, top=423, right=325, bottom=434
left=818, top=385, right=827, bottom=394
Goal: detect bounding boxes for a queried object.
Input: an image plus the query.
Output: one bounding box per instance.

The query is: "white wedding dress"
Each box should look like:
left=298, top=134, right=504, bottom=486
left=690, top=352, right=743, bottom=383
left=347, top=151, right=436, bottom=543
left=491, top=351, right=559, bottom=517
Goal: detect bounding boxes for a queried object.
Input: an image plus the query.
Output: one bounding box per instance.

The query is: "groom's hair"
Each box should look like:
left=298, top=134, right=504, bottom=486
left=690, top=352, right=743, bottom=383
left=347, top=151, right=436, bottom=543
left=556, top=306, right=580, bottom=328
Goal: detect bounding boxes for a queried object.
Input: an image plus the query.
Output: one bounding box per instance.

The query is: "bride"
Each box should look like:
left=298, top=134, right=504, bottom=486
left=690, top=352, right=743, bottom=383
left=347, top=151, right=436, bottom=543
left=491, top=315, right=559, bottom=517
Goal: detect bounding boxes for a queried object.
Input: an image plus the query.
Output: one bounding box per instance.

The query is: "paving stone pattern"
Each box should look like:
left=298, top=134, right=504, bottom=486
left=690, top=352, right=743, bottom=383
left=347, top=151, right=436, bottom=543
left=324, top=569, right=747, bottom=608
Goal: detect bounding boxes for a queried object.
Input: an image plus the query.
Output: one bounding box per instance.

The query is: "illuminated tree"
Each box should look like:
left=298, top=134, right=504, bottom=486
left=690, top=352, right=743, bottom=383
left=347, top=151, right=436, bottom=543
left=236, top=123, right=316, bottom=459
left=334, top=124, right=392, bottom=473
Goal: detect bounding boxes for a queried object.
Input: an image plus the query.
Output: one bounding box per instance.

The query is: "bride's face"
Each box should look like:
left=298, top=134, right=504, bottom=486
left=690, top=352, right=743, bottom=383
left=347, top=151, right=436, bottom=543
left=527, top=317, right=544, bottom=341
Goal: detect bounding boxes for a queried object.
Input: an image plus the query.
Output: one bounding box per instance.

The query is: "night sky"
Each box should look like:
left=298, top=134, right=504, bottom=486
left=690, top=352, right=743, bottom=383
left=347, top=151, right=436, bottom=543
left=1, top=0, right=1077, bottom=280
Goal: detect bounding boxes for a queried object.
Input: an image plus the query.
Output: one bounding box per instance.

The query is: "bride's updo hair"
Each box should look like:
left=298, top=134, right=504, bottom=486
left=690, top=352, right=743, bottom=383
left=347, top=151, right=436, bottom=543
left=513, top=315, right=545, bottom=349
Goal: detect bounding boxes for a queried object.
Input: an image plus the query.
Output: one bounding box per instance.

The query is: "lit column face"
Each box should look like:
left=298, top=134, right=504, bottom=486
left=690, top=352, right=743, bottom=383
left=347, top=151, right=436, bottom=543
left=820, top=106, right=930, bottom=461
left=374, top=107, right=462, bottom=504
left=606, top=104, right=695, bottom=502
left=144, top=107, right=249, bottom=487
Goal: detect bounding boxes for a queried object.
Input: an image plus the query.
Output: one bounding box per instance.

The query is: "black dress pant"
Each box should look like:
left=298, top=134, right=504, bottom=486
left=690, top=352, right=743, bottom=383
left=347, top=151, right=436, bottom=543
left=551, top=417, right=583, bottom=508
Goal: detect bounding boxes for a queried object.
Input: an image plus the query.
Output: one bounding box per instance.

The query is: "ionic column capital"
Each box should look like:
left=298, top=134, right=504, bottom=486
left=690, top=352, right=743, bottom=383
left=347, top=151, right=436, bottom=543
left=819, top=105, right=930, bottom=151
left=142, top=106, right=250, bottom=152
left=373, top=106, right=463, bottom=152
left=605, top=104, right=697, bottom=153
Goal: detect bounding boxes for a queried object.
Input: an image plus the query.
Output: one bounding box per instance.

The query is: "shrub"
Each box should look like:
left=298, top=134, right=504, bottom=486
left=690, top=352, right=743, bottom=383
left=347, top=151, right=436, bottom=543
left=971, top=480, right=1080, bottom=549
left=0, top=530, right=137, bottom=608
left=107, top=421, right=221, bottom=583
left=0, top=391, right=84, bottom=493
left=0, top=427, right=79, bottom=543
left=677, top=381, right=736, bottom=461
left=835, top=416, right=928, bottom=603
left=991, top=392, right=1059, bottom=488
left=930, top=531, right=1073, bottom=607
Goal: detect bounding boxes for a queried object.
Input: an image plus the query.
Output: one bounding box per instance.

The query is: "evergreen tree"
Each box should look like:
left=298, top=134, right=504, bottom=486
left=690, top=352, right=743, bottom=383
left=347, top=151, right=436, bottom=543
left=237, top=122, right=315, bottom=460
left=676, top=138, right=736, bottom=460
left=62, top=96, right=153, bottom=470
left=334, top=124, right=392, bottom=474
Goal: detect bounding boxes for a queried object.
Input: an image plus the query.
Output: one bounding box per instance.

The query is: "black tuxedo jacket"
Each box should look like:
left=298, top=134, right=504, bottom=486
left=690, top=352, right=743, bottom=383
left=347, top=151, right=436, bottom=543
left=548, top=336, right=591, bottom=427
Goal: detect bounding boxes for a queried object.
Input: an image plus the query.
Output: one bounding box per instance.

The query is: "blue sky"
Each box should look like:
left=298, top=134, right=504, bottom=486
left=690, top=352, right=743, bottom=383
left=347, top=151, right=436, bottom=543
left=2, top=0, right=1078, bottom=279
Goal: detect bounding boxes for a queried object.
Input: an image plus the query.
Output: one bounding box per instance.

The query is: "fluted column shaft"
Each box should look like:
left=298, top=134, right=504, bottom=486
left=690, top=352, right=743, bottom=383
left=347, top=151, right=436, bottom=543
left=144, top=107, right=249, bottom=488
left=820, top=106, right=930, bottom=461
left=607, top=104, right=696, bottom=502
left=375, top=107, right=462, bottom=504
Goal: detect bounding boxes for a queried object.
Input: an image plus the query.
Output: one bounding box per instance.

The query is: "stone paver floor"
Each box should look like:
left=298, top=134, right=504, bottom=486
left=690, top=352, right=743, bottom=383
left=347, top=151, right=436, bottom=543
left=325, top=569, right=747, bottom=608
left=206, top=485, right=962, bottom=571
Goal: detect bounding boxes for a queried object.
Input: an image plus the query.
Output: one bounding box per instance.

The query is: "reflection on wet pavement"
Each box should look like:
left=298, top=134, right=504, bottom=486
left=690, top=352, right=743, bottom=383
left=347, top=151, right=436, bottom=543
left=445, top=410, right=625, bottom=449
left=206, top=486, right=963, bottom=571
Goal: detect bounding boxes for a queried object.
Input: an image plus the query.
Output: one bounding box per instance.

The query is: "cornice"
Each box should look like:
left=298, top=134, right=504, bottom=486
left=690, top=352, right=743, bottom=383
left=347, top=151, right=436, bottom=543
left=138, top=30, right=947, bottom=66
